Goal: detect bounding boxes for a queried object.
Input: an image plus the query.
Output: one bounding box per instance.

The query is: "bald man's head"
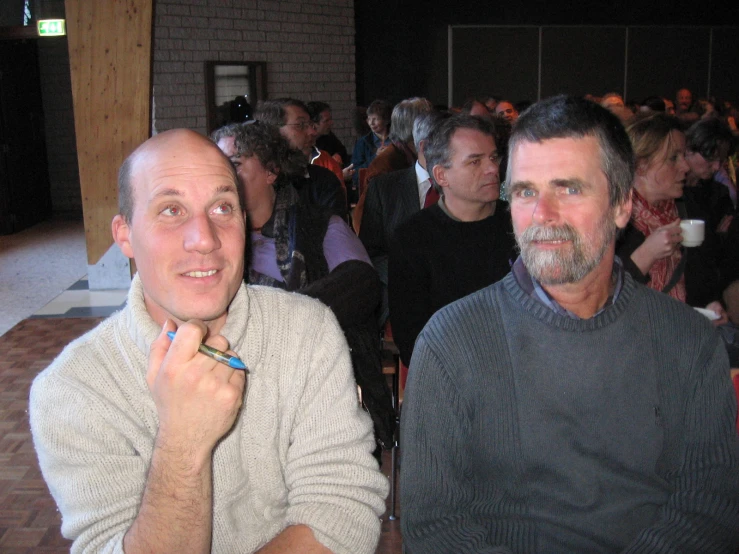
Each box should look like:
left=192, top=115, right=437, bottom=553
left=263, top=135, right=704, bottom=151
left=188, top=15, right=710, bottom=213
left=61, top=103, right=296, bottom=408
left=118, top=129, right=237, bottom=222
left=111, top=128, right=246, bottom=330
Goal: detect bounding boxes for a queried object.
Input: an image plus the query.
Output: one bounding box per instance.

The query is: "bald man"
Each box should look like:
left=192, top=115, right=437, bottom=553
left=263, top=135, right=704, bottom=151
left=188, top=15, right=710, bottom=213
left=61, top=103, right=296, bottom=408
left=29, top=130, right=387, bottom=554
left=495, top=100, right=519, bottom=123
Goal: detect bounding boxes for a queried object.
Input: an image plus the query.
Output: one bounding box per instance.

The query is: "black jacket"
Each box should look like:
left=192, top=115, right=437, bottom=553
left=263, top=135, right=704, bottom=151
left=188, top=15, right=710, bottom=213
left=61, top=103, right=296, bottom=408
left=292, top=165, right=347, bottom=221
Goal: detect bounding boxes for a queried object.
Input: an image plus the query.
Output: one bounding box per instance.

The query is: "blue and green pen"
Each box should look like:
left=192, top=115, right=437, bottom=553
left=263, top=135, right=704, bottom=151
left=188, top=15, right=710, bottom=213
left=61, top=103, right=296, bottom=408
left=166, top=331, right=248, bottom=372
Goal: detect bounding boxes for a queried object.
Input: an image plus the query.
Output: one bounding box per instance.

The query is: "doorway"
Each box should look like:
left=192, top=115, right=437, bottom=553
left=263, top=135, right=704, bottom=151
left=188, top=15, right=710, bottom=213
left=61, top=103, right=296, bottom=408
left=0, top=39, right=51, bottom=234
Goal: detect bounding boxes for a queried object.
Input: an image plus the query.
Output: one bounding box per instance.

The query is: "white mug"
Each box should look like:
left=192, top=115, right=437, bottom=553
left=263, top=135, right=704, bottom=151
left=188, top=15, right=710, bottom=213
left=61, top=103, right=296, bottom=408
left=680, top=219, right=705, bottom=247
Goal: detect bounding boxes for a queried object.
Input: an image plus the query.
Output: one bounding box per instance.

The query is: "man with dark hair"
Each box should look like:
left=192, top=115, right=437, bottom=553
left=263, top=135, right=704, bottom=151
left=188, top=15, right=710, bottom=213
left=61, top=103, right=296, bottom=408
left=401, top=96, right=739, bottom=553
left=676, top=87, right=699, bottom=124
left=359, top=111, right=450, bottom=324
left=640, top=95, right=665, bottom=113
left=676, top=87, right=693, bottom=113
left=683, top=118, right=739, bottom=294
left=307, top=100, right=350, bottom=167
left=495, top=100, right=519, bottom=123
left=388, top=114, right=516, bottom=375
left=684, top=117, right=735, bottom=232
left=30, top=129, right=388, bottom=554
left=256, top=98, right=346, bottom=218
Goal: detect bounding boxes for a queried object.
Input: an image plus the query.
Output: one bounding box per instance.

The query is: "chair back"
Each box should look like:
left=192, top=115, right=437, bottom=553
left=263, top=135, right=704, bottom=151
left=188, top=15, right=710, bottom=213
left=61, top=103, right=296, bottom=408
left=358, top=167, right=369, bottom=198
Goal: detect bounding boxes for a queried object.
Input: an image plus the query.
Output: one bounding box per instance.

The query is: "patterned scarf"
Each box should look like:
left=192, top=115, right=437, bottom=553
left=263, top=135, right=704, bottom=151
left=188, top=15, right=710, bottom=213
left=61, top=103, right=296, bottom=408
left=247, top=184, right=329, bottom=291
left=630, top=189, right=686, bottom=301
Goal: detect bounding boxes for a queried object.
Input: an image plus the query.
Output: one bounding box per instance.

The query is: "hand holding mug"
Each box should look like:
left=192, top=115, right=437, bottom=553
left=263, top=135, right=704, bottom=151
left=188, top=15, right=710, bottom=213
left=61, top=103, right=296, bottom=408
left=643, top=220, right=683, bottom=260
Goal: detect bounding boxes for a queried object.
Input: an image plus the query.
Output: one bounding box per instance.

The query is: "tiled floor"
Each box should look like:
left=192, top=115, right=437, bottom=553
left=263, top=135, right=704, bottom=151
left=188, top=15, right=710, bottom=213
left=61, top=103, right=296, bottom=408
left=1, top=282, right=403, bottom=553
left=0, top=219, right=88, bottom=337
left=0, top=317, right=102, bottom=553
left=29, top=278, right=128, bottom=319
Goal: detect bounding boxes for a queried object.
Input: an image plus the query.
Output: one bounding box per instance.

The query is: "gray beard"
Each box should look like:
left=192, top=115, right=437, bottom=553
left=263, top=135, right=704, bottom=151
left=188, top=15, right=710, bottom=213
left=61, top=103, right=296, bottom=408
left=516, top=218, right=617, bottom=285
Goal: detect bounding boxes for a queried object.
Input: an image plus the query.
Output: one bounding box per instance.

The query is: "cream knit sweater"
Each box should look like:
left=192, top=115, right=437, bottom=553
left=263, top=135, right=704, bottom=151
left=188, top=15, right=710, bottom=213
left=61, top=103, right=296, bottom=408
left=30, top=276, right=388, bottom=553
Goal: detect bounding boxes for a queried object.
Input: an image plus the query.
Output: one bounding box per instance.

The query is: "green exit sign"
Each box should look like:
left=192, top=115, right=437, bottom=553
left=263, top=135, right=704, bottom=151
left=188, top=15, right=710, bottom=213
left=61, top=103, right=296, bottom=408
left=37, top=19, right=66, bottom=37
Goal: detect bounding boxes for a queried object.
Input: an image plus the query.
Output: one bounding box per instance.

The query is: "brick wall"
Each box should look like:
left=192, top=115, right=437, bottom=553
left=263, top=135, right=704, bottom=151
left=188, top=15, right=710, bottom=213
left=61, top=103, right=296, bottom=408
left=29, top=0, right=357, bottom=218
left=152, top=0, right=357, bottom=149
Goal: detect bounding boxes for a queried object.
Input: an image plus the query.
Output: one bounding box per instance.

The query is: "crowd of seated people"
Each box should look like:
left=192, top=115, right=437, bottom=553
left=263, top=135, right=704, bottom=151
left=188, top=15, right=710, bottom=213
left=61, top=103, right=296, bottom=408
left=209, top=87, right=739, bottom=377
left=33, top=86, right=739, bottom=554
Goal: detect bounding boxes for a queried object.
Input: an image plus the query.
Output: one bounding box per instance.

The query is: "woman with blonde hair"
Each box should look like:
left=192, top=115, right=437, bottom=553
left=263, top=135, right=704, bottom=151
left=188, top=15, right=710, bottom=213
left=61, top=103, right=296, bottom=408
left=617, top=113, right=727, bottom=319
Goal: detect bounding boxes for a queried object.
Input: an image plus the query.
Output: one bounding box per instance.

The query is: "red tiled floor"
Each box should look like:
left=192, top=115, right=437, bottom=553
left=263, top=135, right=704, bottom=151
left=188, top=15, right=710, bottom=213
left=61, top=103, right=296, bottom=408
left=0, top=316, right=405, bottom=553
left=0, top=510, right=32, bottom=528
left=0, top=317, right=102, bottom=552
left=0, top=527, right=48, bottom=548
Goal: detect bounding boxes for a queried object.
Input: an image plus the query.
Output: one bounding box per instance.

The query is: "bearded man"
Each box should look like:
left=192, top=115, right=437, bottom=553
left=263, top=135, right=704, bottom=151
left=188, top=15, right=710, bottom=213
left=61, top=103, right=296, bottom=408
left=400, top=95, right=739, bottom=554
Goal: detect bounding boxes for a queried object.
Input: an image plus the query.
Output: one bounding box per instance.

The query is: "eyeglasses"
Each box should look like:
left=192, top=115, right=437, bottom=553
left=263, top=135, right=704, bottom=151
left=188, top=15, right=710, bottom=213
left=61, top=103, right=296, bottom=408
left=283, top=121, right=316, bottom=131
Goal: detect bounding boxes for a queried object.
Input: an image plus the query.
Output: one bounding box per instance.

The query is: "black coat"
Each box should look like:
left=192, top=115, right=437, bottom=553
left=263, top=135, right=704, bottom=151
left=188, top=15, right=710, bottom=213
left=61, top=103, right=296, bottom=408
left=292, top=165, right=347, bottom=221
left=359, top=166, right=421, bottom=267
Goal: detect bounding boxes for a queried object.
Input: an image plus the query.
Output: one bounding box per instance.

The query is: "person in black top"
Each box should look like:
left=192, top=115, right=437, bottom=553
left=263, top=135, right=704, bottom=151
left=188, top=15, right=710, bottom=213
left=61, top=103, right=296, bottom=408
left=253, top=100, right=347, bottom=220
left=388, top=115, right=516, bottom=373
left=683, top=117, right=735, bottom=234
left=307, top=101, right=350, bottom=167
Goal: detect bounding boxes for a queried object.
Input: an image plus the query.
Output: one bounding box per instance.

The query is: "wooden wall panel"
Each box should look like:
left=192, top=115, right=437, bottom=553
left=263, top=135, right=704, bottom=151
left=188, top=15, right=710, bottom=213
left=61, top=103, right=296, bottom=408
left=65, top=0, right=152, bottom=264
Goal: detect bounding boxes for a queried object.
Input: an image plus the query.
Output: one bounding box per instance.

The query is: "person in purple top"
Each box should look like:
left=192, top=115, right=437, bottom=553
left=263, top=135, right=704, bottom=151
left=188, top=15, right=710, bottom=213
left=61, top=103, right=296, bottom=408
left=213, top=121, right=395, bottom=458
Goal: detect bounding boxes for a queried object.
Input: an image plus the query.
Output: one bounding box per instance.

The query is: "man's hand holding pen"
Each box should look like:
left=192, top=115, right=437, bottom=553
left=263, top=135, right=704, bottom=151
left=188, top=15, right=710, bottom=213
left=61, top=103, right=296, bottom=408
left=147, top=319, right=246, bottom=463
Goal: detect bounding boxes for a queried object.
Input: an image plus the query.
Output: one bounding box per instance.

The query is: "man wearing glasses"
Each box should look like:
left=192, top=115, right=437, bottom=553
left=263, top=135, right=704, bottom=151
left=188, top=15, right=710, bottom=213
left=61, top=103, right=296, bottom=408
left=256, top=98, right=346, bottom=218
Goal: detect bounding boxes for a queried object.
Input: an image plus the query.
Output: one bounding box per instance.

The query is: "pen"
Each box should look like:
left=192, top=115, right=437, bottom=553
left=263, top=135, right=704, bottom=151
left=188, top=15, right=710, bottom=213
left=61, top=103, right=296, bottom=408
left=166, top=331, right=248, bottom=372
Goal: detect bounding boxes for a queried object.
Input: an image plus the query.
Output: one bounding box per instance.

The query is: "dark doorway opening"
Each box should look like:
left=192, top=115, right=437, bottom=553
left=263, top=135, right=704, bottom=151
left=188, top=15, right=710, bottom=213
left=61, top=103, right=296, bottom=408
left=0, top=39, right=51, bottom=234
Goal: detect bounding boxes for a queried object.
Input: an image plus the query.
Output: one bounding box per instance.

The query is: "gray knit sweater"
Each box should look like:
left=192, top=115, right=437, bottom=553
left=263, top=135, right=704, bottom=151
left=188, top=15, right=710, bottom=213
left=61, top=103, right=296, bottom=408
left=30, top=275, right=388, bottom=554
left=400, top=271, right=739, bottom=553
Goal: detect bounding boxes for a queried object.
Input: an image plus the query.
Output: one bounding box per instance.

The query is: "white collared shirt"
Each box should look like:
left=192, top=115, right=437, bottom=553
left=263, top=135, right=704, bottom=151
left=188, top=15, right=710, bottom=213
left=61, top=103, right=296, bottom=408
left=415, top=161, right=432, bottom=208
